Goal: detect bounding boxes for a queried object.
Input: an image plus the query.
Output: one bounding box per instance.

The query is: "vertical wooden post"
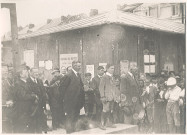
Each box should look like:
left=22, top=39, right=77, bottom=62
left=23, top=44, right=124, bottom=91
left=1, top=3, right=19, bottom=72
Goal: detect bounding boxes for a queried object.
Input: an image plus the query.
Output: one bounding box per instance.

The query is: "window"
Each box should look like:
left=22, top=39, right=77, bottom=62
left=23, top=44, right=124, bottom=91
left=172, top=5, right=179, bottom=15
left=143, top=41, right=156, bottom=74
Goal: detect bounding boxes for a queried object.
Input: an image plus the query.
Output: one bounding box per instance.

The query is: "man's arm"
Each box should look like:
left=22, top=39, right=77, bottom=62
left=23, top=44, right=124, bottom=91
left=58, top=75, right=71, bottom=99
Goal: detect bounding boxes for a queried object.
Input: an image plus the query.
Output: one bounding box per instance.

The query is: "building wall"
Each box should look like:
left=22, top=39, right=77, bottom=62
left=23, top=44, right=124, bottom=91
left=133, top=3, right=185, bottom=23
left=2, top=24, right=185, bottom=79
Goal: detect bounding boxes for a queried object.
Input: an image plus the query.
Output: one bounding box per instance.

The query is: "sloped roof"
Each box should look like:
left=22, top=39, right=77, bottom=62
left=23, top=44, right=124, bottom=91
left=2, top=10, right=185, bottom=41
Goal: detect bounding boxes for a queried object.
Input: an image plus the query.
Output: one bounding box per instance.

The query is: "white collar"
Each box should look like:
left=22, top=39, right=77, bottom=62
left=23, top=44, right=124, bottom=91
left=20, top=78, right=27, bottom=83
left=72, top=68, right=78, bottom=76
left=98, top=74, right=102, bottom=78
left=128, top=72, right=133, bottom=78
left=106, top=72, right=112, bottom=77
left=30, top=76, right=37, bottom=82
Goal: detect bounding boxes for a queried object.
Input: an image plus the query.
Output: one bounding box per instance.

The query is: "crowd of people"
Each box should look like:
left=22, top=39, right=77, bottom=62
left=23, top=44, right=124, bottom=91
left=2, top=60, right=186, bottom=134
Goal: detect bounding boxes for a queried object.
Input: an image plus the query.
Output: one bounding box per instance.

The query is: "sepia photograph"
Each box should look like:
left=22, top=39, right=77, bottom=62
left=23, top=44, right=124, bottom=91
left=0, top=0, right=186, bottom=134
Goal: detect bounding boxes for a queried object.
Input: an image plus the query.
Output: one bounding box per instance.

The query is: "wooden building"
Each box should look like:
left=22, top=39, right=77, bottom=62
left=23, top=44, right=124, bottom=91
left=2, top=10, right=185, bottom=80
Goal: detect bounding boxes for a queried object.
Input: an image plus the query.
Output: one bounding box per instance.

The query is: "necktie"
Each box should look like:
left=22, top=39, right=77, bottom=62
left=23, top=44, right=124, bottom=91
left=35, top=79, right=37, bottom=83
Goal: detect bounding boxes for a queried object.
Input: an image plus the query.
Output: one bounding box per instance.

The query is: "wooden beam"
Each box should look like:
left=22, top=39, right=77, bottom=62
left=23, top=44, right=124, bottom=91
left=1, top=3, right=19, bottom=72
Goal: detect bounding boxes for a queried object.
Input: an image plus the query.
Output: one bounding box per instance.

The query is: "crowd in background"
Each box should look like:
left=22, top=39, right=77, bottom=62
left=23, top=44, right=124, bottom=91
left=2, top=61, right=186, bottom=134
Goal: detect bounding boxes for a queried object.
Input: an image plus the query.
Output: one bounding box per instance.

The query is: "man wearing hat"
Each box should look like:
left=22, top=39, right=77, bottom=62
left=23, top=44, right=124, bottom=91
left=48, top=68, right=63, bottom=130
left=13, top=65, right=38, bottom=133
left=165, top=77, right=182, bottom=133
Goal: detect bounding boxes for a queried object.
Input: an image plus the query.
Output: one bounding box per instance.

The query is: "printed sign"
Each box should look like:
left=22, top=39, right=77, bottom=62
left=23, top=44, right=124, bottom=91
left=24, top=50, right=34, bottom=68
left=86, top=65, right=94, bottom=78
left=45, top=60, right=52, bottom=70
left=39, top=61, right=45, bottom=67
left=60, top=53, right=78, bottom=68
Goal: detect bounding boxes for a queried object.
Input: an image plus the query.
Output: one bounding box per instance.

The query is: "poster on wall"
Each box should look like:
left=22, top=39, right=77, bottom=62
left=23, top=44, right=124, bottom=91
left=39, top=61, right=45, bottom=67
left=24, top=50, right=34, bottom=68
left=45, top=60, right=53, bottom=70
left=120, top=60, right=129, bottom=74
left=60, top=53, right=78, bottom=68
left=99, top=63, right=107, bottom=71
left=86, top=65, right=94, bottom=78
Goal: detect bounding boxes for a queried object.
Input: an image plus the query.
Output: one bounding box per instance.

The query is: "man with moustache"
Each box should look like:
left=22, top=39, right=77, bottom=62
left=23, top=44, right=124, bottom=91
left=59, top=60, right=85, bottom=133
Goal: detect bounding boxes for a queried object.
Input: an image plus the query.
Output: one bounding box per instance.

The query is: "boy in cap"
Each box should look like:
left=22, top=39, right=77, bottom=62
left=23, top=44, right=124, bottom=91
left=165, top=77, right=182, bottom=133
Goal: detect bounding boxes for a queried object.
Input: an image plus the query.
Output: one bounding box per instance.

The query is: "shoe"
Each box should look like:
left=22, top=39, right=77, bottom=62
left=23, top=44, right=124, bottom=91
left=99, top=125, right=106, bottom=130
left=107, top=124, right=116, bottom=128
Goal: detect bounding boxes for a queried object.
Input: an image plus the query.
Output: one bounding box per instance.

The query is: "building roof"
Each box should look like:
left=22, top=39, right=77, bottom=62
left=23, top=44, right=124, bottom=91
left=2, top=10, right=185, bottom=41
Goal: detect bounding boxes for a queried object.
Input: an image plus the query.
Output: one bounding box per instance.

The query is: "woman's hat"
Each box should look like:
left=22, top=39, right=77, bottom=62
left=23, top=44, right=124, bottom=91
left=166, top=77, right=176, bottom=86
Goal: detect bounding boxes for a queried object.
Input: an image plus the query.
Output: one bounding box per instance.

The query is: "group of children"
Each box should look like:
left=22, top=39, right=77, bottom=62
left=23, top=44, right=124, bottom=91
left=139, top=71, right=185, bottom=134
left=82, top=69, right=185, bottom=134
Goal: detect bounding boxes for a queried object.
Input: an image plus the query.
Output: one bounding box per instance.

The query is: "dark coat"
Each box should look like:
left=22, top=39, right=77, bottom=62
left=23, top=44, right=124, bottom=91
left=48, top=75, right=63, bottom=108
left=120, top=73, right=140, bottom=106
left=91, top=75, right=102, bottom=105
left=2, top=78, right=15, bottom=105
left=26, top=77, right=47, bottom=113
left=59, top=70, right=85, bottom=113
left=14, top=78, right=36, bottom=130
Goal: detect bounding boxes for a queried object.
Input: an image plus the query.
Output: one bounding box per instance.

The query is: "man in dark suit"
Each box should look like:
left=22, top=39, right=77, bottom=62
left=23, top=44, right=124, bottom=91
left=48, top=68, right=63, bottom=130
left=90, top=66, right=105, bottom=125
left=27, top=68, right=47, bottom=133
left=13, top=65, right=38, bottom=133
left=120, top=67, right=141, bottom=124
left=59, top=60, right=85, bottom=134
